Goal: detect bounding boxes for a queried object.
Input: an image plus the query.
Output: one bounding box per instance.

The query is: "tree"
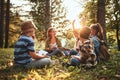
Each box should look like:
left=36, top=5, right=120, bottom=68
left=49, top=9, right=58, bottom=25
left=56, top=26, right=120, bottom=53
left=50, top=0, right=66, bottom=28
left=4, top=0, right=10, bottom=48
left=8, top=5, right=23, bottom=47
left=45, top=0, right=51, bottom=31
left=80, top=0, right=97, bottom=26
left=29, top=0, right=47, bottom=31
left=0, top=0, right=5, bottom=48
left=106, top=0, right=120, bottom=50
left=29, top=0, right=66, bottom=30
left=81, top=0, right=106, bottom=40
left=29, top=0, right=67, bottom=39
left=97, top=0, right=106, bottom=41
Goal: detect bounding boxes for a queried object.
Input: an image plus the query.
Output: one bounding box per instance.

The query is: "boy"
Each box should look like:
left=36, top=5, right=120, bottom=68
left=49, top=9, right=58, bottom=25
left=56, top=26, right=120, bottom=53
left=63, top=27, right=97, bottom=67
left=14, top=21, right=51, bottom=67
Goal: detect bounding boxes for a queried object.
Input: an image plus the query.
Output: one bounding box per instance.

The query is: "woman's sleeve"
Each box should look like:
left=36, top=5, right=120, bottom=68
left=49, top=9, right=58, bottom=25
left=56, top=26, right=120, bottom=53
left=45, top=39, right=49, bottom=49
left=57, top=38, right=62, bottom=47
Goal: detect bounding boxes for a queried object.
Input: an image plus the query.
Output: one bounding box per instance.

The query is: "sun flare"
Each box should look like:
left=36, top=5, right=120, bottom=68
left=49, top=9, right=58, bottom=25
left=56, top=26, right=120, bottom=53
left=63, top=0, right=84, bottom=29
left=74, top=18, right=82, bottom=29
left=63, top=0, right=84, bottom=21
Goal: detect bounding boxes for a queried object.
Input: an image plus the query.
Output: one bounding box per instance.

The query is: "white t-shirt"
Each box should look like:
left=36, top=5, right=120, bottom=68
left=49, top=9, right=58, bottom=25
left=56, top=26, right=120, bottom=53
left=49, top=43, right=58, bottom=50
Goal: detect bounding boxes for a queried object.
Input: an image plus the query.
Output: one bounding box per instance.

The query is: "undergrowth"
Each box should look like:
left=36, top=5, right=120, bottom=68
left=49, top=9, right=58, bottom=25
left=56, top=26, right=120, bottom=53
left=0, top=48, right=120, bottom=80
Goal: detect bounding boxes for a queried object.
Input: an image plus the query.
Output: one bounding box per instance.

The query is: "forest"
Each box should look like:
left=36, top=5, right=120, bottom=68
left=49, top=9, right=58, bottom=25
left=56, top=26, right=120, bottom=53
left=0, top=0, right=120, bottom=80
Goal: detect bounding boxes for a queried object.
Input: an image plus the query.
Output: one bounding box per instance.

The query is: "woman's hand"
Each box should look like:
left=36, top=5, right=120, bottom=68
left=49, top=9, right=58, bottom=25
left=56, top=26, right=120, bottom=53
left=52, top=46, right=57, bottom=50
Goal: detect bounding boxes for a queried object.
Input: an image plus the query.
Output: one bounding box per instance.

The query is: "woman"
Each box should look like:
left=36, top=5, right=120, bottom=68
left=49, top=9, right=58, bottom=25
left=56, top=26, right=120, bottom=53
left=45, top=27, right=63, bottom=56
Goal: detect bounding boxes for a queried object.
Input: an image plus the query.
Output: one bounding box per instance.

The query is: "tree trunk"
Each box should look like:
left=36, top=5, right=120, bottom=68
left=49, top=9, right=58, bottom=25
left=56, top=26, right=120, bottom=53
left=45, top=0, right=51, bottom=31
left=116, top=24, right=120, bottom=51
left=4, top=0, right=10, bottom=48
left=97, top=0, right=106, bottom=41
left=114, top=0, right=120, bottom=51
left=0, top=0, right=5, bottom=48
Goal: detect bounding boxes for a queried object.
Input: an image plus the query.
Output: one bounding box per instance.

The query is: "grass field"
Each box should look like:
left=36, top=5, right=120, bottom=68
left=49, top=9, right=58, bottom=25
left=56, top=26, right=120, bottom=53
left=0, top=48, right=120, bottom=80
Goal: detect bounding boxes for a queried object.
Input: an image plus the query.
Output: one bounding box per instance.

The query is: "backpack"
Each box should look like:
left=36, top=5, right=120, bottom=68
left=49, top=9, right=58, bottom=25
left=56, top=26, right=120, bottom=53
left=99, top=40, right=110, bottom=61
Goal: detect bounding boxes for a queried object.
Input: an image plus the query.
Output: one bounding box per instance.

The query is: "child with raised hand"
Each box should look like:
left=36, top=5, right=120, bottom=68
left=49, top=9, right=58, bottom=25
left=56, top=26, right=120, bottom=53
left=90, top=23, right=104, bottom=62
left=63, top=27, right=97, bottom=67
left=64, top=20, right=81, bottom=56
left=14, top=21, right=51, bottom=68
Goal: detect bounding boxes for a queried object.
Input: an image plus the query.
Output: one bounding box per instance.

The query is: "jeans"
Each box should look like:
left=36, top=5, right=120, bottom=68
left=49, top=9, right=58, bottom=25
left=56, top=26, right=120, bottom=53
left=95, top=46, right=100, bottom=62
left=70, top=58, right=80, bottom=66
left=14, top=58, right=51, bottom=68
left=47, top=48, right=62, bottom=56
left=64, top=49, right=78, bottom=56
left=28, top=58, right=51, bottom=67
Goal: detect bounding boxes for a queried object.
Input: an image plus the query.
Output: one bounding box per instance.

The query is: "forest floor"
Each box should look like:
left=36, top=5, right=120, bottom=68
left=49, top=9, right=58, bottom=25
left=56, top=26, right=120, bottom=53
left=0, top=48, right=120, bottom=80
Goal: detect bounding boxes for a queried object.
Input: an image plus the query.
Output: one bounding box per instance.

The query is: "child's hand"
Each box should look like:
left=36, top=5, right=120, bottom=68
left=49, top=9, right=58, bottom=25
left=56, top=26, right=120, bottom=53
left=32, top=34, right=36, bottom=40
left=36, top=51, right=39, bottom=53
left=71, top=55, right=80, bottom=60
left=41, top=54, right=50, bottom=58
left=63, top=47, right=70, bottom=50
left=71, top=55, right=75, bottom=58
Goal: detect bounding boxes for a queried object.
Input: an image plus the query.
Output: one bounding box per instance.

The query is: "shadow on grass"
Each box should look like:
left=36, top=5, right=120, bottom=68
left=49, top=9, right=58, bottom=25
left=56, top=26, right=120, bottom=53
left=0, top=64, right=52, bottom=80
left=0, top=66, right=33, bottom=80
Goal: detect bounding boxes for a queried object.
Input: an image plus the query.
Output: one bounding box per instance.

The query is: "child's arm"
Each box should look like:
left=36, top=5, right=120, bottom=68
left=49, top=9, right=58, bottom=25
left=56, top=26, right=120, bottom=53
left=71, top=55, right=81, bottom=60
left=29, top=51, right=49, bottom=59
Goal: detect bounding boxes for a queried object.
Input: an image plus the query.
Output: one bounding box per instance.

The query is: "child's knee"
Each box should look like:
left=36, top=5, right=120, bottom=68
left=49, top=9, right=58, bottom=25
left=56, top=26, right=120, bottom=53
left=70, top=58, right=80, bottom=65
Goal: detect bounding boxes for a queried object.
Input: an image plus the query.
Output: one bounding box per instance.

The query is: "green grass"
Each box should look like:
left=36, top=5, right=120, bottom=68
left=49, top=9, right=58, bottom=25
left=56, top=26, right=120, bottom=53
left=0, top=48, right=120, bottom=80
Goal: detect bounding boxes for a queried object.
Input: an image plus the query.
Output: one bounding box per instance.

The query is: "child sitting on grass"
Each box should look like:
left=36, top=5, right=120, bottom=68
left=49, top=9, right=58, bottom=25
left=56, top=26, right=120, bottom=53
left=14, top=21, right=51, bottom=68
left=64, top=20, right=81, bottom=56
left=90, top=23, right=110, bottom=62
left=45, top=27, right=63, bottom=56
left=62, top=27, right=97, bottom=67
left=90, top=23, right=103, bottom=62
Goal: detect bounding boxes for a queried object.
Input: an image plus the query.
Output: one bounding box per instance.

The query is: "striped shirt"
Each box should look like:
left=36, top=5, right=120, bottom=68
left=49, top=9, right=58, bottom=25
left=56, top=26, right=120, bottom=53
left=14, top=35, right=35, bottom=65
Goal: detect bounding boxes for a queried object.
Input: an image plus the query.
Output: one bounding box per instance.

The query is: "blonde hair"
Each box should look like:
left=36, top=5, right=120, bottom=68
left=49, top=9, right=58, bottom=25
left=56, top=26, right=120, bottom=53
left=47, top=27, right=56, bottom=39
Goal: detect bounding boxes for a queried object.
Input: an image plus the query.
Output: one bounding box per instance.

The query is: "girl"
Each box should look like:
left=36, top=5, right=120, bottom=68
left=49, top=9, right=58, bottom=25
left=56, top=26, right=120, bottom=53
left=45, top=27, right=63, bottom=56
left=90, top=23, right=104, bottom=62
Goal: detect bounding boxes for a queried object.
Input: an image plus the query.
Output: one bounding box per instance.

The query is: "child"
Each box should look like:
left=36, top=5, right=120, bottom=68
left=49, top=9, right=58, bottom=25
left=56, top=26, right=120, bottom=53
left=63, top=29, right=80, bottom=56
left=63, top=27, right=97, bottom=67
left=90, top=23, right=104, bottom=62
left=14, top=21, right=51, bottom=67
left=71, top=20, right=81, bottom=55
left=45, top=27, right=63, bottom=56
left=64, top=20, right=81, bottom=56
